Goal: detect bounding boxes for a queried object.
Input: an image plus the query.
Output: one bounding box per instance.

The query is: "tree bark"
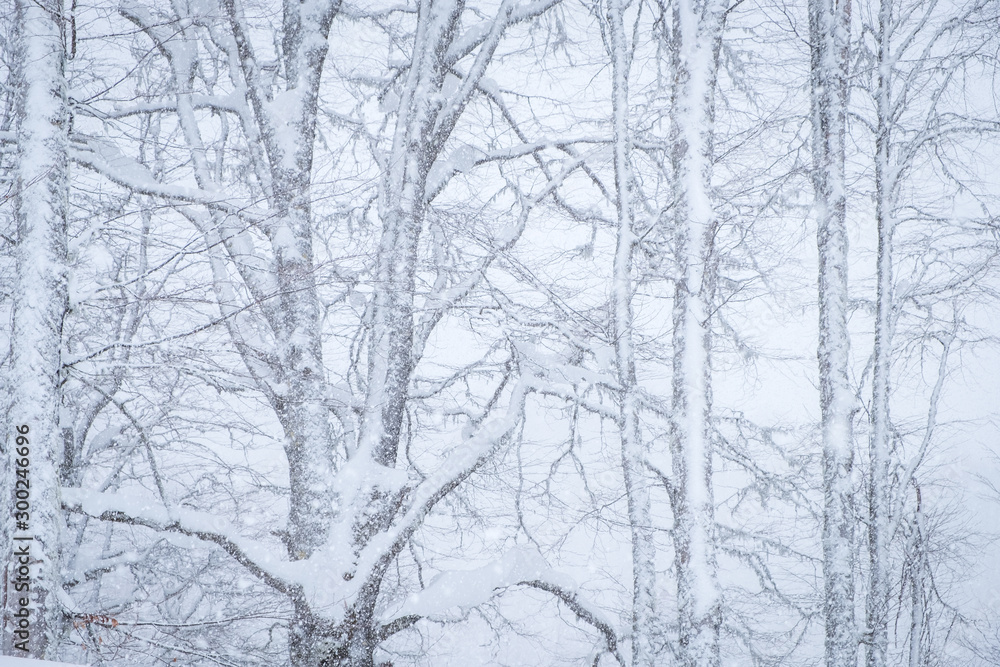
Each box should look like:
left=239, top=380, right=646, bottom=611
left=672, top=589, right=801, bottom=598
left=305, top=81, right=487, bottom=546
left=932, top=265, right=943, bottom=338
left=667, top=0, right=726, bottom=664
left=809, top=0, right=857, bottom=663
left=4, top=0, right=69, bottom=656
left=223, top=0, right=342, bottom=561
left=867, top=0, right=894, bottom=661
left=607, top=2, right=657, bottom=665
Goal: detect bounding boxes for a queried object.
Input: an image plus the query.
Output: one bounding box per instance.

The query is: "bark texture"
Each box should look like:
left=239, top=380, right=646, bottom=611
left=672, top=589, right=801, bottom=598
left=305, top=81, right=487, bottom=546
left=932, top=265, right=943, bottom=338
left=667, top=0, right=726, bottom=664
left=867, top=0, right=894, bottom=663
left=809, top=0, right=857, bottom=663
left=4, top=0, right=70, bottom=656
left=607, top=2, right=657, bottom=664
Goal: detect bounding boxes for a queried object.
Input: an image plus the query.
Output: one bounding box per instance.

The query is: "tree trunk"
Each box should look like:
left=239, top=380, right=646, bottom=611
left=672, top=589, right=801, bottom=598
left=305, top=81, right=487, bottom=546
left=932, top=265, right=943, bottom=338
left=360, top=0, right=461, bottom=469
left=288, top=601, right=378, bottom=667
left=809, top=0, right=857, bottom=664
left=607, top=3, right=657, bottom=664
left=270, top=189, right=337, bottom=559
left=867, top=0, right=894, bottom=661
left=295, top=581, right=385, bottom=667
left=353, top=0, right=492, bottom=553
left=667, top=0, right=726, bottom=665
left=4, top=0, right=69, bottom=656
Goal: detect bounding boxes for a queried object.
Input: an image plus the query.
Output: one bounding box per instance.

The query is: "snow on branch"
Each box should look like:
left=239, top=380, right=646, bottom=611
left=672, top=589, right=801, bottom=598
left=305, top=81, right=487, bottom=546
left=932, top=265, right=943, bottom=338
left=73, top=96, right=244, bottom=120
left=347, top=380, right=529, bottom=589
left=519, top=580, right=625, bottom=667
left=71, top=139, right=267, bottom=220
left=442, top=0, right=562, bottom=67
left=61, top=488, right=299, bottom=598
left=524, top=375, right=618, bottom=420
left=383, top=544, right=623, bottom=666
left=392, top=547, right=562, bottom=619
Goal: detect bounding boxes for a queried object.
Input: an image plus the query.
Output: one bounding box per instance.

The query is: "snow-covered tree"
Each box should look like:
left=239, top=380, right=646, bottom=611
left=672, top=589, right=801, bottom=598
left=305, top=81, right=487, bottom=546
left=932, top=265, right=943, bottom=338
left=61, top=1, right=577, bottom=664
left=808, top=0, right=857, bottom=662
left=857, top=0, right=1000, bottom=663
left=1, top=0, right=998, bottom=664
left=663, top=0, right=728, bottom=663
left=2, top=0, right=70, bottom=656
left=605, top=3, right=657, bottom=665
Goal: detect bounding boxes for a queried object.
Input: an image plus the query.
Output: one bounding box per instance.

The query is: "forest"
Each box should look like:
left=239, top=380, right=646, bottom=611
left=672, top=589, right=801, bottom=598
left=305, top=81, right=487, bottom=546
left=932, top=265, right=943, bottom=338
left=2, top=0, right=1000, bottom=665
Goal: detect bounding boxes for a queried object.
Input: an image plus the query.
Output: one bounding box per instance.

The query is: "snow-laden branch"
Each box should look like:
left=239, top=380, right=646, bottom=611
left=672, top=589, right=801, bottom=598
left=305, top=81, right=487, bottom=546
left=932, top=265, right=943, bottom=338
left=443, top=0, right=563, bottom=67
left=382, top=547, right=624, bottom=665
left=71, top=139, right=268, bottom=220
left=423, top=138, right=599, bottom=202
left=74, top=96, right=244, bottom=120
left=391, top=547, right=563, bottom=619
left=415, top=154, right=590, bottom=359
left=523, top=375, right=618, bottom=420
left=430, top=0, right=518, bottom=152
left=340, top=380, right=529, bottom=604
left=60, top=388, right=535, bottom=625
left=63, top=545, right=155, bottom=588
left=520, top=580, right=625, bottom=667
left=62, top=488, right=299, bottom=598
left=61, top=299, right=259, bottom=368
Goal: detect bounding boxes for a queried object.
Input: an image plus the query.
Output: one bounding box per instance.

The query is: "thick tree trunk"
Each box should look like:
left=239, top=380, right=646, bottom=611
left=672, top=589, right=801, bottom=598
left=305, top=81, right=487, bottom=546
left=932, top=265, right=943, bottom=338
left=207, top=0, right=343, bottom=562
left=294, top=579, right=388, bottom=667
left=809, top=0, right=857, bottom=664
left=263, top=0, right=340, bottom=561
left=362, top=203, right=423, bottom=470
left=3, top=0, right=69, bottom=657
left=667, top=0, right=725, bottom=664
left=268, top=184, right=337, bottom=559
left=289, top=601, right=378, bottom=667
left=607, top=3, right=657, bottom=665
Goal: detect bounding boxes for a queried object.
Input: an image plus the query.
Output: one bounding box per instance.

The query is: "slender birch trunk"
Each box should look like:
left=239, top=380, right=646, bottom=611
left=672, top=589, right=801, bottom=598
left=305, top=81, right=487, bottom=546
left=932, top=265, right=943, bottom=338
left=607, top=3, right=657, bottom=664
left=867, top=0, right=894, bottom=662
left=4, top=0, right=69, bottom=657
left=667, top=0, right=725, bottom=664
left=907, top=484, right=931, bottom=667
left=809, top=0, right=856, bottom=663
